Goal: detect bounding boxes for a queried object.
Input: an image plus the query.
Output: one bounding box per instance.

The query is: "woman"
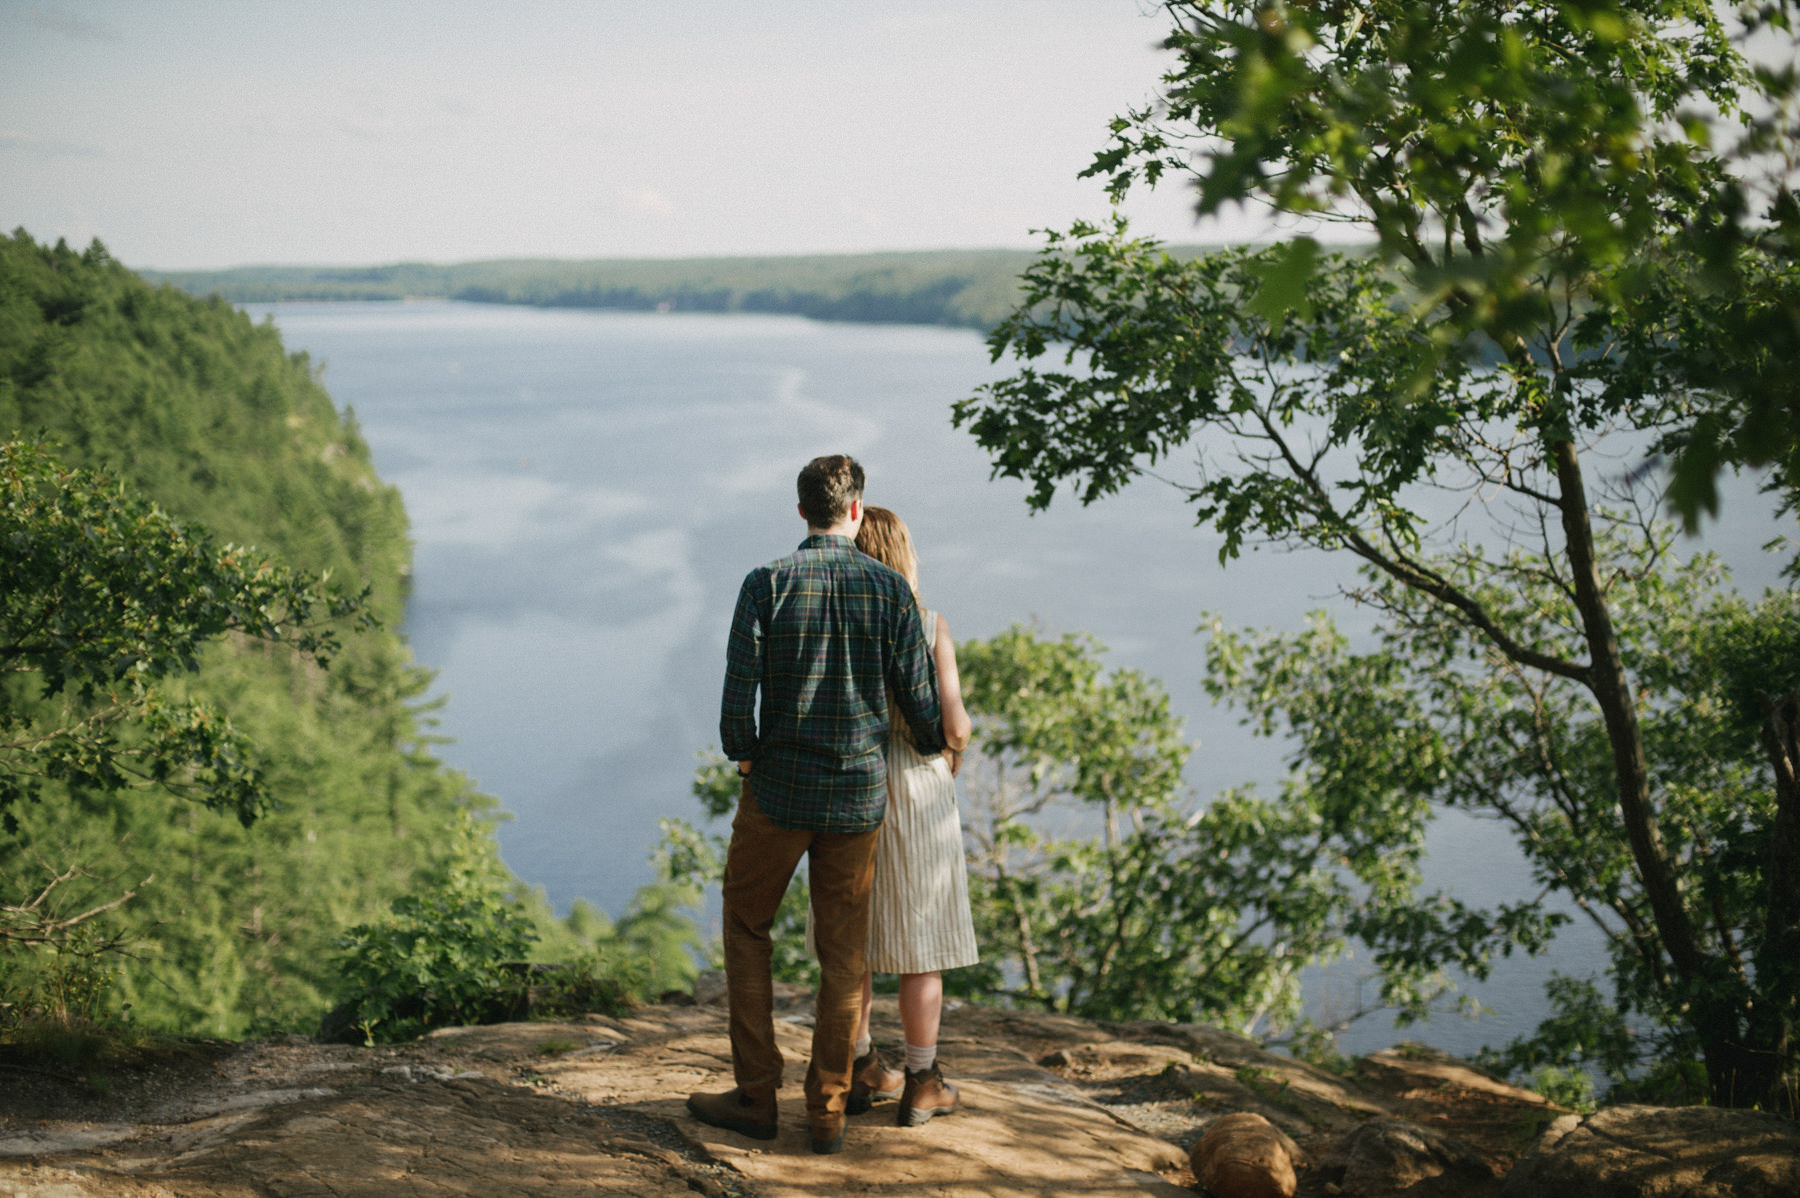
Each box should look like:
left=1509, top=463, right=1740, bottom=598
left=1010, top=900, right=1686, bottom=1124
left=848, top=505, right=977, bottom=1127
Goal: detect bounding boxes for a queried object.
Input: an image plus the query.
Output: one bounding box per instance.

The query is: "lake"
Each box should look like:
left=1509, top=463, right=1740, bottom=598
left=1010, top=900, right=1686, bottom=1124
left=251, top=298, right=1784, bottom=1061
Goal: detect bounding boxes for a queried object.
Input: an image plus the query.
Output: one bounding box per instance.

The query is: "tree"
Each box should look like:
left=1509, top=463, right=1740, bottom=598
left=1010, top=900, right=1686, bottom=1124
left=957, top=625, right=1558, bottom=1039
left=1, top=440, right=367, bottom=830
left=954, top=0, right=1799, bottom=1108
left=1208, top=542, right=1800, bottom=1105
left=1, top=440, right=366, bottom=959
left=1074, top=0, right=1800, bottom=523
left=956, top=625, right=1190, bottom=1013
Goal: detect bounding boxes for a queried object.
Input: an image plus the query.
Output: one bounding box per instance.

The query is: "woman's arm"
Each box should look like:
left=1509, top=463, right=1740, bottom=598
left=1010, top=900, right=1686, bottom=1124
left=934, top=613, right=972, bottom=772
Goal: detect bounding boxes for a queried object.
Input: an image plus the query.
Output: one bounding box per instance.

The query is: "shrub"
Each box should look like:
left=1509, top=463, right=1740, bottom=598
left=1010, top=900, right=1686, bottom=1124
left=332, top=814, right=537, bottom=1043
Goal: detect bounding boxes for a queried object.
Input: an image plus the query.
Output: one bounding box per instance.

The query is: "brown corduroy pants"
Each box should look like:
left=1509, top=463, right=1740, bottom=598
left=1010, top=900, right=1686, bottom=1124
left=721, top=779, right=879, bottom=1129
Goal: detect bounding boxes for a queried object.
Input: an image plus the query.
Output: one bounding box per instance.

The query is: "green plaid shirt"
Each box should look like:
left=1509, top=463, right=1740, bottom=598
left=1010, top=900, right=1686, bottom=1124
left=721, top=533, right=944, bottom=833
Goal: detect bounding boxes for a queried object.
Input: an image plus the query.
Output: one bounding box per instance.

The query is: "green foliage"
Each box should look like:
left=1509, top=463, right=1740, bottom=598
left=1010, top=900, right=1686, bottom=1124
left=0, top=231, right=410, bottom=620
left=955, top=223, right=1451, bottom=555
left=330, top=819, right=687, bottom=1043
left=1, top=441, right=369, bottom=832
left=1474, top=975, right=1638, bottom=1098
left=957, top=625, right=1193, bottom=1013
left=1203, top=610, right=1571, bottom=1012
left=1528, top=1066, right=1599, bottom=1115
left=611, top=880, right=712, bottom=997
left=1212, top=538, right=1800, bottom=1105
left=690, top=749, right=741, bottom=820
left=523, top=894, right=616, bottom=964
left=1075, top=0, right=1798, bottom=524
left=679, top=626, right=1555, bottom=1038
left=328, top=811, right=669, bottom=1041
left=958, top=626, right=1188, bottom=820
left=957, top=625, right=1547, bottom=1037
left=0, top=230, right=487, bottom=1036
left=0, top=229, right=707, bottom=1039
left=521, top=875, right=705, bottom=1008
left=0, top=923, right=119, bottom=1032
left=1283, top=1022, right=1357, bottom=1077
left=332, top=813, right=538, bottom=1043
left=1475, top=977, right=1709, bottom=1109
left=957, top=0, right=1800, bottom=1109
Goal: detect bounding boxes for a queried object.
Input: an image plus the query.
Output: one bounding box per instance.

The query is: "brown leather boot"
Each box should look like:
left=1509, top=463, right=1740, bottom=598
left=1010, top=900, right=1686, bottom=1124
left=847, top=1046, right=904, bottom=1115
left=896, top=1061, right=960, bottom=1127
left=809, top=1116, right=847, bottom=1155
left=686, top=1087, right=777, bottom=1140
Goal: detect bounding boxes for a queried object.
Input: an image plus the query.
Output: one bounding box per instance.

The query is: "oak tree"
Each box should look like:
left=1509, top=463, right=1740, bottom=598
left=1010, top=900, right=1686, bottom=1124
left=955, top=0, right=1799, bottom=1107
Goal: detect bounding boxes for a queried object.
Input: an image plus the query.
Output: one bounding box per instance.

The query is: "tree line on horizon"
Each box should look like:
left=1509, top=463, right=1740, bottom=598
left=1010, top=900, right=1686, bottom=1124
left=143, top=250, right=1050, bottom=332
left=140, top=246, right=1234, bottom=332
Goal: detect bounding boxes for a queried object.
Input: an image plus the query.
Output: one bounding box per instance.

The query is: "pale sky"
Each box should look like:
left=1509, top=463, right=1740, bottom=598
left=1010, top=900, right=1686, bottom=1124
left=0, top=0, right=1282, bottom=270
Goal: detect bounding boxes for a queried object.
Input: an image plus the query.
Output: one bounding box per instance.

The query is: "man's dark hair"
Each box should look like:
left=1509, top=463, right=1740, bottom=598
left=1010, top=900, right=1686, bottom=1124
left=797, top=455, right=866, bottom=528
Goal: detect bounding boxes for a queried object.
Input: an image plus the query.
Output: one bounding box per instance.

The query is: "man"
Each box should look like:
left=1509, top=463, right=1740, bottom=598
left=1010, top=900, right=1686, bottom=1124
left=687, top=454, right=945, bottom=1154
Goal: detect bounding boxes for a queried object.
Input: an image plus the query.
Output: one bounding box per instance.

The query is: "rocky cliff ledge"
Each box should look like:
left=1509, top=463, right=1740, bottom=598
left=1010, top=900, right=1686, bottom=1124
left=3, top=986, right=1795, bottom=1197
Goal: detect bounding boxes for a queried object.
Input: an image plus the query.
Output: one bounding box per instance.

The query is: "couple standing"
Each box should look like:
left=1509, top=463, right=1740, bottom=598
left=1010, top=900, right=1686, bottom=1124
left=686, top=454, right=979, bottom=1154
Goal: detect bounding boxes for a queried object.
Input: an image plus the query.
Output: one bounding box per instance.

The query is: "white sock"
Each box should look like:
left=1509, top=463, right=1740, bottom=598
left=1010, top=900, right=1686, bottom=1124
left=904, top=1042, right=936, bottom=1073
left=854, top=1035, right=872, bottom=1060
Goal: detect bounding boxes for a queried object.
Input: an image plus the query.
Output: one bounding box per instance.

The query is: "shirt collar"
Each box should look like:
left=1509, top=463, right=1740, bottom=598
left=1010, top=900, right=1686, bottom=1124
left=799, top=532, right=858, bottom=554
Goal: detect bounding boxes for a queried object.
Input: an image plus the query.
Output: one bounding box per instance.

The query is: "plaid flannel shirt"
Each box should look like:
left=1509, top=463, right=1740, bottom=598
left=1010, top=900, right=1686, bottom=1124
left=720, top=533, right=944, bottom=833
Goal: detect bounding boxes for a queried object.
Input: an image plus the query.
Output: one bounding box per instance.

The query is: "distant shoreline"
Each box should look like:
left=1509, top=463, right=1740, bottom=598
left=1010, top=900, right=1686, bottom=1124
left=143, top=245, right=1227, bottom=332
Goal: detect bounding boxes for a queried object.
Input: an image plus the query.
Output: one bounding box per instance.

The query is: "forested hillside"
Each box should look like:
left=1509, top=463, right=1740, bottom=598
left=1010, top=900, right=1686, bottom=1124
left=145, top=250, right=1043, bottom=329
left=0, top=230, right=514, bottom=1035
left=144, top=247, right=1210, bottom=331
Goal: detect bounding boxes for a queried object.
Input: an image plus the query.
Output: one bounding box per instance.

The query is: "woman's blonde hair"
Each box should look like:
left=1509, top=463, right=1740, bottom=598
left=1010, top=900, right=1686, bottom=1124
left=855, top=505, right=919, bottom=598
left=857, top=505, right=927, bottom=745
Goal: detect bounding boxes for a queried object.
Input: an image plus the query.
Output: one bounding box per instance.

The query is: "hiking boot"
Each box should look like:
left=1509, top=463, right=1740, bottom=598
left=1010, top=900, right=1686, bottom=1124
left=686, top=1087, right=778, bottom=1141
left=847, top=1046, right=904, bottom=1116
left=810, top=1117, right=847, bottom=1154
left=896, top=1062, right=959, bottom=1127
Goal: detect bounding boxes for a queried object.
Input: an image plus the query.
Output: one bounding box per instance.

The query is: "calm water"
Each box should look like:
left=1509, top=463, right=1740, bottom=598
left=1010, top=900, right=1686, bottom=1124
left=252, top=299, right=1784, bottom=1059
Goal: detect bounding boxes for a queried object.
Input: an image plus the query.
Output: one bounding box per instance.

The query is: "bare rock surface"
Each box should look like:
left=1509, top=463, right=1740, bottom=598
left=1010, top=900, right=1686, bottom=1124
left=1499, top=1104, right=1800, bottom=1198
left=0, top=1000, right=1593, bottom=1197
left=1191, top=1112, right=1299, bottom=1198
left=1316, top=1116, right=1496, bottom=1196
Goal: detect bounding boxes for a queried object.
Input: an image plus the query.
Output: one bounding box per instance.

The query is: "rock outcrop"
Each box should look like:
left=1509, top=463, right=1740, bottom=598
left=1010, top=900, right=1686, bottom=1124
left=1499, top=1104, right=1800, bottom=1198
left=1316, top=1116, right=1497, bottom=1196
left=4, top=995, right=1785, bottom=1198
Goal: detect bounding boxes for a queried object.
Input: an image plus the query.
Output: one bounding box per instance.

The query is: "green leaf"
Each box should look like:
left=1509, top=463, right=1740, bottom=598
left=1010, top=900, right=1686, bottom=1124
left=1244, top=237, right=1320, bottom=335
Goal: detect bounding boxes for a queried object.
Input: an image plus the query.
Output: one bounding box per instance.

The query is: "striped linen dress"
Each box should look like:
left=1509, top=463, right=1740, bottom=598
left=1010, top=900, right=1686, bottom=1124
left=864, top=610, right=980, bottom=974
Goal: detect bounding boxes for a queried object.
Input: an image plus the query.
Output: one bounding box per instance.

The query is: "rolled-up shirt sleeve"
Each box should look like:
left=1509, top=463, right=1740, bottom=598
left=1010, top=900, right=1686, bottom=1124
left=720, top=578, right=763, bottom=761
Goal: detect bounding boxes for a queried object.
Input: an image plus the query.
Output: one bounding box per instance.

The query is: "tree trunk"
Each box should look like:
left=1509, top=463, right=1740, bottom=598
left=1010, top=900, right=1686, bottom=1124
left=1550, top=440, right=1745, bottom=1103
left=1750, top=689, right=1800, bottom=1114
left=994, top=858, right=1044, bottom=1000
